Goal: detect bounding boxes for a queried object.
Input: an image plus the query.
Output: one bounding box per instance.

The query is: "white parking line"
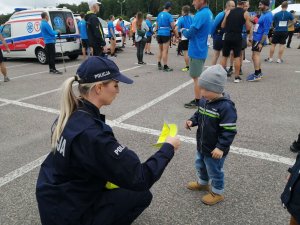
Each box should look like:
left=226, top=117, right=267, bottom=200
left=0, top=66, right=142, bottom=108
left=6, top=63, right=34, bottom=69
left=114, top=79, right=193, bottom=123
left=0, top=115, right=295, bottom=188
left=295, top=71, right=300, bottom=73
left=0, top=89, right=296, bottom=189
left=0, top=155, right=48, bottom=188
left=0, top=98, right=60, bottom=114
left=114, top=123, right=295, bottom=166
left=10, top=63, right=80, bottom=80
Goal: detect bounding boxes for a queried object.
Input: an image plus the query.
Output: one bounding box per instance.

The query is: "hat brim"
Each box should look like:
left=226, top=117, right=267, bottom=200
left=113, top=73, right=133, bottom=84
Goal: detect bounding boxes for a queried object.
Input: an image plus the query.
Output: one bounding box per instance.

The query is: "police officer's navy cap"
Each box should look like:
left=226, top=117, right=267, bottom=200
left=76, top=56, right=133, bottom=84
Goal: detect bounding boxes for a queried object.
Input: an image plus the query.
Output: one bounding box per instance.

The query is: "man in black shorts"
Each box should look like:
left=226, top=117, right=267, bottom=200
left=156, top=2, right=178, bottom=72
left=211, top=1, right=235, bottom=65
left=221, top=0, right=251, bottom=83
left=176, top=5, right=193, bottom=72
left=0, top=33, right=11, bottom=83
left=265, top=1, right=295, bottom=63
left=145, top=14, right=154, bottom=55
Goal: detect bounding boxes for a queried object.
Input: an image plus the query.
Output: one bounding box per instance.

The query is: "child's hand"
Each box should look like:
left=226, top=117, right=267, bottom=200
left=211, top=148, right=223, bottom=159
left=185, top=120, right=192, bottom=130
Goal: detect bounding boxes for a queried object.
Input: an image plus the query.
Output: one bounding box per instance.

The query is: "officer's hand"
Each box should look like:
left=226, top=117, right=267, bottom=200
left=166, top=136, right=180, bottom=151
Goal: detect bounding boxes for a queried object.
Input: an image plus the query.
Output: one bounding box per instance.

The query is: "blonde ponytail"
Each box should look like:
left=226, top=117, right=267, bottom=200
left=51, top=77, right=78, bottom=150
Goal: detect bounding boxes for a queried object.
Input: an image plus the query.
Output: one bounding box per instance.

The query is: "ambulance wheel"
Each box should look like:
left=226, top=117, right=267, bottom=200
left=68, top=54, right=79, bottom=60
left=36, top=48, right=48, bottom=64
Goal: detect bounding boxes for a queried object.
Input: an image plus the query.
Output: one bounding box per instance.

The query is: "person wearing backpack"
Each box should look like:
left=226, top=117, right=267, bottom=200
left=135, top=12, right=149, bottom=65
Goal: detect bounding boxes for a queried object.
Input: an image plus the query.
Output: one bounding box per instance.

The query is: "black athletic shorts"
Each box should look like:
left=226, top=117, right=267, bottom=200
left=242, top=38, right=247, bottom=50
left=156, top=35, right=170, bottom=44
left=0, top=50, right=3, bottom=63
left=213, top=38, right=223, bottom=51
left=180, top=40, right=189, bottom=51
left=272, top=31, right=289, bottom=45
left=81, top=39, right=89, bottom=48
left=251, top=41, right=263, bottom=52
left=146, top=36, right=152, bottom=43
left=222, top=38, right=242, bottom=58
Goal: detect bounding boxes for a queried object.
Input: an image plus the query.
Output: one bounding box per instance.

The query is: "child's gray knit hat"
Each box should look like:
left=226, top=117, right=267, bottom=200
left=198, top=64, right=227, bottom=94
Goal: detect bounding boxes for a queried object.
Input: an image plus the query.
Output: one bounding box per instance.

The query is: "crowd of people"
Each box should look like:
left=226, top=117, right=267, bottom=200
left=0, top=0, right=299, bottom=224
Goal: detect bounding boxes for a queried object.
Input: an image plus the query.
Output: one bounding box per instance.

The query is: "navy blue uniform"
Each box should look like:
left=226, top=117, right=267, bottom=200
left=36, top=99, right=175, bottom=225
left=281, top=153, right=300, bottom=224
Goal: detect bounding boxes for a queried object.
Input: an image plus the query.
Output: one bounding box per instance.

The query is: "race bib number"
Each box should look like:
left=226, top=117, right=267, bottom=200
left=254, top=24, right=259, bottom=32
left=279, top=21, right=287, bottom=27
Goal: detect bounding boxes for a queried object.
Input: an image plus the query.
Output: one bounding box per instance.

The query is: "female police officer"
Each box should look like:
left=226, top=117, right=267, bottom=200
left=36, top=56, right=180, bottom=225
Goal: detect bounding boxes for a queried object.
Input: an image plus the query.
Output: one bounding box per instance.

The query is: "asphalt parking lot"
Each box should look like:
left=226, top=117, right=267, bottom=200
left=0, top=37, right=300, bottom=225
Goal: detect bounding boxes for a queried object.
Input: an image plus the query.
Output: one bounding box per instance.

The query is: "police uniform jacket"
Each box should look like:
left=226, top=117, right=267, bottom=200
left=281, top=153, right=300, bottom=223
left=36, top=99, right=175, bottom=225
left=189, top=96, right=237, bottom=156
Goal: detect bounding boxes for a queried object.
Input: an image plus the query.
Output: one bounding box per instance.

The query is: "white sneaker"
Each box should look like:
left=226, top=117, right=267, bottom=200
left=264, top=58, right=273, bottom=63
left=277, top=59, right=283, bottom=64
left=234, top=76, right=242, bottom=83
left=243, top=59, right=251, bottom=63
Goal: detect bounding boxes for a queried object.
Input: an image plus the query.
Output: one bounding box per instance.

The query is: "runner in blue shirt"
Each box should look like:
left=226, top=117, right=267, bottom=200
left=145, top=14, right=154, bottom=55
left=247, top=0, right=273, bottom=82
left=78, top=13, right=90, bottom=60
left=108, top=15, right=117, bottom=57
left=176, top=5, right=193, bottom=72
left=156, top=2, right=178, bottom=72
left=265, top=1, right=295, bottom=63
left=40, top=12, right=62, bottom=74
left=181, top=0, right=213, bottom=108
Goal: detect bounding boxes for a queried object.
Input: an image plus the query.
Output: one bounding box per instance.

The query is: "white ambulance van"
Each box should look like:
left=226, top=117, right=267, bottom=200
left=0, top=8, right=81, bottom=64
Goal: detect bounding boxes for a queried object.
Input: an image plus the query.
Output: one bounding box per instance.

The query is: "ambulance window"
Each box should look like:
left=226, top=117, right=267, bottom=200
left=1, top=25, right=11, bottom=38
left=49, top=11, right=75, bottom=35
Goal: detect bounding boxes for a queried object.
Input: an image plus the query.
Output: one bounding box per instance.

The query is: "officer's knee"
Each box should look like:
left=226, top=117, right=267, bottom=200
left=144, top=190, right=153, bottom=207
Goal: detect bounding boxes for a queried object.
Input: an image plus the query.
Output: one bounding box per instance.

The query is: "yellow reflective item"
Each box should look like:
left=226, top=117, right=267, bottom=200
left=153, top=122, right=178, bottom=148
left=105, top=182, right=119, bottom=189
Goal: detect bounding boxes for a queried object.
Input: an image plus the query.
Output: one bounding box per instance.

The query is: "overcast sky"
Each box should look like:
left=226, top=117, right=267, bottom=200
left=0, top=0, right=84, bottom=14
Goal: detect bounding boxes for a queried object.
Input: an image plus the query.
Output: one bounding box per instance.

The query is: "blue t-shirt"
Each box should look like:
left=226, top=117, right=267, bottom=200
left=177, top=15, right=193, bottom=30
left=273, top=10, right=294, bottom=32
left=41, top=20, right=58, bottom=44
left=77, top=20, right=88, bottom=40
left=182, top=6, right=213, bottom=59
left=242, top=25, right=247, bottom=39
left=253, top=11, right=273, bottom=42
left=146, top=19, right=153, bottom=37
left=156, top=11, right=174, bottom=36
left=108, top=21, right=115, bottom=38
left=211, top=11, right=225, bottom=40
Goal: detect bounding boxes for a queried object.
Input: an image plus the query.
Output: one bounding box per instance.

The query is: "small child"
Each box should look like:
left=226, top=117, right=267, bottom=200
left=185, top=64, right=237, bottom=205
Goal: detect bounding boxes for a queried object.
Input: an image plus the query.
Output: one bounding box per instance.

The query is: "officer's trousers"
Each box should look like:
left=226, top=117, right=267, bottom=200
left=82, top=188, right=152, bottom=225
